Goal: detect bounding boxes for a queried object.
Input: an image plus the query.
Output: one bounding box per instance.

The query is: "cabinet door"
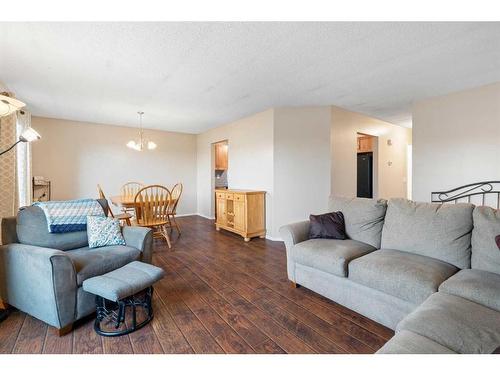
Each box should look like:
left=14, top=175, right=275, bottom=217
left=216, top=198, right=227, bottom=226
left=233, top=200, right=246, bottom=231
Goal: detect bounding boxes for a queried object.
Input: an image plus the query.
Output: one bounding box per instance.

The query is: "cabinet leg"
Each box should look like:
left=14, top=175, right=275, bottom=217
left=57, top=323, right=73, bottom=337
left=259, top=235, right=265, bottom=239
left=244, top=237, right=250, bottom=242
left=0, top=299, right=9, bottom=310
left=215, top=226, right=220, bottom=231
left=290, top=281, right=299, bottom=288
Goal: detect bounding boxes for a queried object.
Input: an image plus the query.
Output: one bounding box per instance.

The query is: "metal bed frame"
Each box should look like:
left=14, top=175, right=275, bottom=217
left=431, top=181, right=500, bottom=208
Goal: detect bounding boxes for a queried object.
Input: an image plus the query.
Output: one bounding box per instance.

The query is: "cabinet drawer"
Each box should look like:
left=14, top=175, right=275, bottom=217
left=225, top=193, right=234, bottom=200
left=216, top=192, right=225, bottom=199
left=234, top=194, right=245, bottom=202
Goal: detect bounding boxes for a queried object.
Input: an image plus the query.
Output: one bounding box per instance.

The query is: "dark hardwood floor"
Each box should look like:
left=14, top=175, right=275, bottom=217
left=0, top=215, right=393, bottom=354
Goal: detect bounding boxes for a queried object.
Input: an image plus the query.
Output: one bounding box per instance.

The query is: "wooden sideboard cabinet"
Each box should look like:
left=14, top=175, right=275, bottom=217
left=215, top=189, right=266, bottom=242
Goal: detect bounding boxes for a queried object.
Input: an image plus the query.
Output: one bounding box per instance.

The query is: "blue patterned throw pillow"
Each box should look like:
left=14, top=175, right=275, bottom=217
left=87, top=216, right=126, bottom=248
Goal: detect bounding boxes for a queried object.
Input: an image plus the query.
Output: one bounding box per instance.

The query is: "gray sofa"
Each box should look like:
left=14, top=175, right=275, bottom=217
left=0, top=199, right=153, bottom=334
left=280, top=197, right=500, bottom=354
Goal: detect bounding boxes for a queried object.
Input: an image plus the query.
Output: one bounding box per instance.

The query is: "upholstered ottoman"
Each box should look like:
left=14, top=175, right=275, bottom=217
left=82, top=261, right=165, bottom=336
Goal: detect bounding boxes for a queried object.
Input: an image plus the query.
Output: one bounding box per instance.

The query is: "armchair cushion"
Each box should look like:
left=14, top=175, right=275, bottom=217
left=16, top=199, right=109, bottom=251
left=87, top=216, right=125, bottom=248
left=66, top=245, right=141, bottom=285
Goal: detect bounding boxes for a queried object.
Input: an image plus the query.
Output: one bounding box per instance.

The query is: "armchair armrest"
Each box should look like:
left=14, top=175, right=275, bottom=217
left=122, top=226, right=153, bottom=264
left=279, top=221, right=310, bottom=251
left=0, top=243, right=77, bottom=328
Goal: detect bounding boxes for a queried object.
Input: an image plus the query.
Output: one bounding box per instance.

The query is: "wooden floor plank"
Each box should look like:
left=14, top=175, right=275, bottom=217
left=72, top=317, right=103, bottom=354
left=12, top=315, right=47, bottom=354
left=43, top=327, right=73, bottom=354
left=165, top=258, right=270, bottom=348
left=150, top=296, right=194, bottom=354
left=155, top=279, right=224, bottom=354
left=0, top=310, right=25, bottom=354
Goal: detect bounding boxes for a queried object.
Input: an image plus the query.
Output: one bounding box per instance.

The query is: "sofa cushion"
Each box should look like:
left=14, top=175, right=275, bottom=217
left=66, top=245, right=141, bottom=285
left=328, top=197, right=387, bottom=248
left=16, top=199, right=109, bottom=251
left=290, top=238, right=375, bottom=277
left=381, top=198, right=474, bottom=269
left=376, top=330, right=456, bottom=354
left=349, top=249, right=458, bottom=304
left=397, top=292, right=500, bottom=354
left=308, top=212, right=346, bottom=240
left=439, top=269, right=500, bottom=312
left=471, top=206, right=500, bottom=275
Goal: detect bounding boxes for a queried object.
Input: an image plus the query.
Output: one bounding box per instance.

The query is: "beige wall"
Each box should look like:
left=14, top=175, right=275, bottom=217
left=273, top=107, right=332, bottom=236
left=412, top=82, right=500, bottom=202
left=331, top=106, right=412, bottom=200
left=196, top=110, right=274, bottom=232
left=31, top=117, right=197, bottom=215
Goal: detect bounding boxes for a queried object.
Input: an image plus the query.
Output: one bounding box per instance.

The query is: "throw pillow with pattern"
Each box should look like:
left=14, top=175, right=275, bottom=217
left=87, top=215, right=126, bottom=248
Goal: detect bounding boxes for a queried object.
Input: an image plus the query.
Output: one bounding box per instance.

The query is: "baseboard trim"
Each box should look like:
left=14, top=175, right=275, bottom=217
left=195, top=213, right=216, bottom=220
left=175, top=213, right=201, bottom=218
left=265, top=235, right=283, bottom=242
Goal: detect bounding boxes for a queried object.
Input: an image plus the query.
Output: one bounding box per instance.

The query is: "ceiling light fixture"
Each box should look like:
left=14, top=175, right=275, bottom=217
left=126, top=111, right=157, bottom=151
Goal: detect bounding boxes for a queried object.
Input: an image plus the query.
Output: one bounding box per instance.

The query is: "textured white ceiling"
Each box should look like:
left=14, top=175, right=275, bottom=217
left=1, top=22, right=499, bottom=133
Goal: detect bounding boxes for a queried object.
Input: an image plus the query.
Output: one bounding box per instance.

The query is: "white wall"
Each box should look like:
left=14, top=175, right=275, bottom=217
left=196, top=110, right=274, bottom=230
left=331, top=106, right=412, bottom=200
left=413, top=82, right=500, bottom=202
left=31, top=117, right=197, bottom=215
left=273, top=107, right=332, bottom=237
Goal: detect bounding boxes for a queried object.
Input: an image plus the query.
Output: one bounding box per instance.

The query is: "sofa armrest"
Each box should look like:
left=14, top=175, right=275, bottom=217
left=279, top=221, right=310, bottom=283
left=122, top=226, right=153, bottom=264
left=0, top=243, right=77, bottom=328
left=279, top=221, right=310, bottom=250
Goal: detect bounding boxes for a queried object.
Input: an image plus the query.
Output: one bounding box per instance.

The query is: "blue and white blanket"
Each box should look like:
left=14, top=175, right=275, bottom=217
left=33, top=198, right=105, bottom=233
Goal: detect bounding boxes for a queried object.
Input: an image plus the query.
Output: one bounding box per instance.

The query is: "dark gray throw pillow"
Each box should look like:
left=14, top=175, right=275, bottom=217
left=309, top=211, right=346, bottom=240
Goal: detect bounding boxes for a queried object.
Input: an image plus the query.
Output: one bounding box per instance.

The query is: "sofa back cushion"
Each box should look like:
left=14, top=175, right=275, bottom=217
left=328, top=197, right=387, bottom=248
left=471, top=206, right=500, bottom=275
left=16, top=199, right=108, bottom=251
left=381, top=198, right=473, bottom=269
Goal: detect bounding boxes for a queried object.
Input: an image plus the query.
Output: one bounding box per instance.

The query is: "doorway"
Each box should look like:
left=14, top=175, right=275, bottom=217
left=356, top=133, right=376, bottom=198
left=211, top=140, right=228, bottom=218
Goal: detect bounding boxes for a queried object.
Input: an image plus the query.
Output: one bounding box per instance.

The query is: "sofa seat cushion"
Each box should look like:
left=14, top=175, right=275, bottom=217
left=290, top=239, right=375, bottom=277
left=349, top=249, right=458, bottom=304
left=376, top=330, right=456, bottom=354
left=397, top=292, right=500, bottom=354
left=439, top=269, right=500, bottom=312
left=66, top=245, right=141, bottom=285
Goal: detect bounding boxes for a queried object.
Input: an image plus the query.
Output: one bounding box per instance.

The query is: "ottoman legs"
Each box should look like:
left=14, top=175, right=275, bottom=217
left=94, top=287, right=154, bottom=337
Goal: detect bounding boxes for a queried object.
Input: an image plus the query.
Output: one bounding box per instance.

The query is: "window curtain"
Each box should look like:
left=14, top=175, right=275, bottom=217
left=0, top=110, right=32, bottom=244
left=16, top=111, right=32, bottom=207
left=0, top=113, right=19, bottom=244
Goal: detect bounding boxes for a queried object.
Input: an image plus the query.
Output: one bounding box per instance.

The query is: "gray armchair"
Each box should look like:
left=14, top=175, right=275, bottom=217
left=0, top=199, right=153, bottom=335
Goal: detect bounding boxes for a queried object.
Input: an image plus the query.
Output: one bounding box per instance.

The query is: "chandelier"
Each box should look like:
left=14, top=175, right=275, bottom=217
left=126, top=111, right=157, bottom=151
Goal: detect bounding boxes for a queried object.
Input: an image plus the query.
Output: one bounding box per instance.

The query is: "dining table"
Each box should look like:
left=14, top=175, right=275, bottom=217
left=110, top=195, right=139, bottom=210
left=110, top=195, right=176, bottom=210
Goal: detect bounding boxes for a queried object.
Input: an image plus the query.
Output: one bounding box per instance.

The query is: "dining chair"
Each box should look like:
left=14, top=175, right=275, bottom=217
left=97, top=184, right=132, bottom=226
left=133, top=185, right=174, bottom=249
left=168, top=183, right=183, bottom=235
left=120, top=181, right=144, bottom=215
